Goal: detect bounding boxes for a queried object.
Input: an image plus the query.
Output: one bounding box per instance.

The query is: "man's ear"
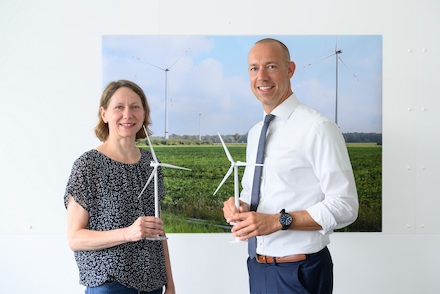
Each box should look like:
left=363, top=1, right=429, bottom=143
left=288, top=61, right=296, bottom=78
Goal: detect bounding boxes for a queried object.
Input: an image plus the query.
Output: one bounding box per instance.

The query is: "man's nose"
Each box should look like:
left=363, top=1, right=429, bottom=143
left=256, top=68, right=269, bottom=80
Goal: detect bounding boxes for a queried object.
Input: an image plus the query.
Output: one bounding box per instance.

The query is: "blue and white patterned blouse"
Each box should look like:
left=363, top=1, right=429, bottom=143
left=64, top=149, right=166, bottom=292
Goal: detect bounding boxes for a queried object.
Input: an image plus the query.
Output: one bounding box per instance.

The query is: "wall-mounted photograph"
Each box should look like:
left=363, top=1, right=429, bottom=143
left=102, top=35, right=382, bottom=233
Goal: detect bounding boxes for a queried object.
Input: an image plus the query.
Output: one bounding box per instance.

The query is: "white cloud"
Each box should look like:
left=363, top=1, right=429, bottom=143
left=103, top=35, right=382, bottom=136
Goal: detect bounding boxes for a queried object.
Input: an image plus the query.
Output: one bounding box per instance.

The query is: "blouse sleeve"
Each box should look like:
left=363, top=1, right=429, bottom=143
left=64, top=154, right=90, bottom=211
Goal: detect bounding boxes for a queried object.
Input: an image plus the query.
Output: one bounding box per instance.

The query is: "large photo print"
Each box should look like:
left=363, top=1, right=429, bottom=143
left=102, top=35, right=382, bottom=233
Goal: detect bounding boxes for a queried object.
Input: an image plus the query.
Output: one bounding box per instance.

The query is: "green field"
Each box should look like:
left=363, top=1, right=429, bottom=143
left=145, top=144, right=382, bottom=233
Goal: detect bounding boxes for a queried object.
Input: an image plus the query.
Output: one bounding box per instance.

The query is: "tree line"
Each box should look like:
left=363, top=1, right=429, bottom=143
left=143, top=132, right=382, bottom=146
left=343, top=132, right=382, bottom=145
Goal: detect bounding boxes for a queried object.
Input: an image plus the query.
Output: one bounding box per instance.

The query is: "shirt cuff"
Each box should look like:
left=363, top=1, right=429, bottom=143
left=306, top=202, right=337, bottom=235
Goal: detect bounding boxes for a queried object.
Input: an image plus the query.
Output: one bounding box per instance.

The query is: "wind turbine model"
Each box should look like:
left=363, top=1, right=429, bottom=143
left=134, top=48, right=190, bottom=139
left=138, top=125, right=191, bottom=240
left=213, top=133, right=262, bottom=243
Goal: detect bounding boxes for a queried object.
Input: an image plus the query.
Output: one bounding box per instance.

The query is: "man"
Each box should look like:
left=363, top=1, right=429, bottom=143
left=223, top=38, right=359, bottom=293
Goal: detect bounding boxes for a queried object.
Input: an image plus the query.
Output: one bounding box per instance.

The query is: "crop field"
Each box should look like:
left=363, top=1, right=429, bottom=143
left=146, top=143, right=382, bottom=233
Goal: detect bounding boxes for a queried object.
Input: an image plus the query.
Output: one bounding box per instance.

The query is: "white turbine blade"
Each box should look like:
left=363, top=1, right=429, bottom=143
left=303, top=51, right=336, bottom=69
left=338, top=56, right=359, bottom=81
left=217, top=132, right=234, bottom=163
left=133, top=56, right=166, bottom=71
left=146, top=62, right=165, bottom=71
left=168, top=47, right=191, bottom=70
left=143, top=125, right=158, bottom=163
left=160, top=163, right=191, bottom=171
left=145, top=166, right=157, bottom=186
left=138, top=166, right=157, bottom=199
left=213, top=166, right=234, bottom=195
left=146, top=135, right=158, bottom=162
left=235, top=161, right=263, bottom=167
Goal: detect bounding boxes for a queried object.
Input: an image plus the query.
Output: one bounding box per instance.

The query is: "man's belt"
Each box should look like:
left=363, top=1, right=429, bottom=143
left=256, top=253, right=307, bottom=264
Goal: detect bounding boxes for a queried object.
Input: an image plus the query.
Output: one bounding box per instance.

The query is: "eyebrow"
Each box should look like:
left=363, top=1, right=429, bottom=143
left=248, top=60, right=280, bottom=67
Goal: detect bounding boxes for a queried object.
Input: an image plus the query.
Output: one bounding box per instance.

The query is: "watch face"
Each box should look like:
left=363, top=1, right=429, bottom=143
left=280, top=213, right=292, bottom=225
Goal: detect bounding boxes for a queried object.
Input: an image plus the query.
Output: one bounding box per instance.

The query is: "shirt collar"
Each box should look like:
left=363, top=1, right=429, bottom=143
left=264, top=93, right=300, bottom=120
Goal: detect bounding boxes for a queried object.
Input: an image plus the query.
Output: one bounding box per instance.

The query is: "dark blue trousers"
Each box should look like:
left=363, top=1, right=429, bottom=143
left=247, top=247, right=333, bottom=294
left=85, top=281, right=163, bottom=294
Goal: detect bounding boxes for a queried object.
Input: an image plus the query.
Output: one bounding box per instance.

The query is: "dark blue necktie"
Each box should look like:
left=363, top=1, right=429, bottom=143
left=248, top=114, right=275, bottom=258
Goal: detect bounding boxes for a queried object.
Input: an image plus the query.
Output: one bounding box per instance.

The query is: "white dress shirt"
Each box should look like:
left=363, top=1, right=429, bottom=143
left=240, top=93, right=359, bottom=256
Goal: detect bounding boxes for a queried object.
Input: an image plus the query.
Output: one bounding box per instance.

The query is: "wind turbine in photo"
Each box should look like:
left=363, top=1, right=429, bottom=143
left=214, top=132, right=262, bottom=243
left=134, top=48, right=190, bottom=139
left=303, top=39, right=359, bottom=126
left=138, top=125, right=191, bottom=240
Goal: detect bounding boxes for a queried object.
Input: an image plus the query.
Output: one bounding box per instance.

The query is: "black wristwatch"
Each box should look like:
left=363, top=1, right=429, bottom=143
left=279, top=209, right=293, bottom=230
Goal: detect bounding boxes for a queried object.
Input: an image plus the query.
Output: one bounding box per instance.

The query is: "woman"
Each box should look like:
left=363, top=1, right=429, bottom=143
left=64, top=80, right=175, bottom=294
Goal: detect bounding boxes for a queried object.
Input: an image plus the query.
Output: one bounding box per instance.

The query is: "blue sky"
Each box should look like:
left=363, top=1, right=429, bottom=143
left=102, top=35, right=382, bottom=137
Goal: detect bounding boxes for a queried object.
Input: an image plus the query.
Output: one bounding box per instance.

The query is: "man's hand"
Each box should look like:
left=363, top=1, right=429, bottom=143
left=227, top=211, right=281, bottom=240
left=222, top=197, right=250, bottom=221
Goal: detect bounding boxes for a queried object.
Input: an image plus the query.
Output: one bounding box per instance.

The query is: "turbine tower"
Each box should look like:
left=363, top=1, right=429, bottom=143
left=134, top=48, right=190, bottom=139
left=303, top=40, right=358, bottom=126
left=214, top=133, right=263, bottom=243
left=138, top=125, right=190, bottom=240
left=214, top=133, right=262, bottom=211
left=335, top=46, right=342, bottom=125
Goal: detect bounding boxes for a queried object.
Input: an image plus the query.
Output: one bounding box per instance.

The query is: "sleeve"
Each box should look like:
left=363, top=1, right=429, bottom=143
left=305, top=121, right=359, bottom=234
left=64, top=155, right=90, bottom=211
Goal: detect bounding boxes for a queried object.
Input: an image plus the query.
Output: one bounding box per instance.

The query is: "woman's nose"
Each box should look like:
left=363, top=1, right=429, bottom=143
left=123, top=108, right=133, bottom=118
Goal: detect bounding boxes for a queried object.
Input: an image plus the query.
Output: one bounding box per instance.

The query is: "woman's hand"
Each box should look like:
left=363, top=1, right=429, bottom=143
left=124, top=216, right=164, bottom=242
left=67, top=195, right=166, bottom=251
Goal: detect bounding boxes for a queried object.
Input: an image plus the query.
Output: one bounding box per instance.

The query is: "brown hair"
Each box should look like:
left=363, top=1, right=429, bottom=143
left=94, top=80, right=152, bottom=142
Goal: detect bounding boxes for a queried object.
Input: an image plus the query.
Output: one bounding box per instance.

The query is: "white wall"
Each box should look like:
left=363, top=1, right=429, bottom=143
left=1, top=0, right=439, bottom=293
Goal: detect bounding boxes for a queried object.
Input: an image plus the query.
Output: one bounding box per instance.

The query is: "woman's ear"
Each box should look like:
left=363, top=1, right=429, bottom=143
left=100, top=107, right=107, bottom=123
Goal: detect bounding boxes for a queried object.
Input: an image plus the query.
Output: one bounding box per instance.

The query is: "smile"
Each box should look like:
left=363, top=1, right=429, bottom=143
left=258, top=86, right=274, bottom=91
